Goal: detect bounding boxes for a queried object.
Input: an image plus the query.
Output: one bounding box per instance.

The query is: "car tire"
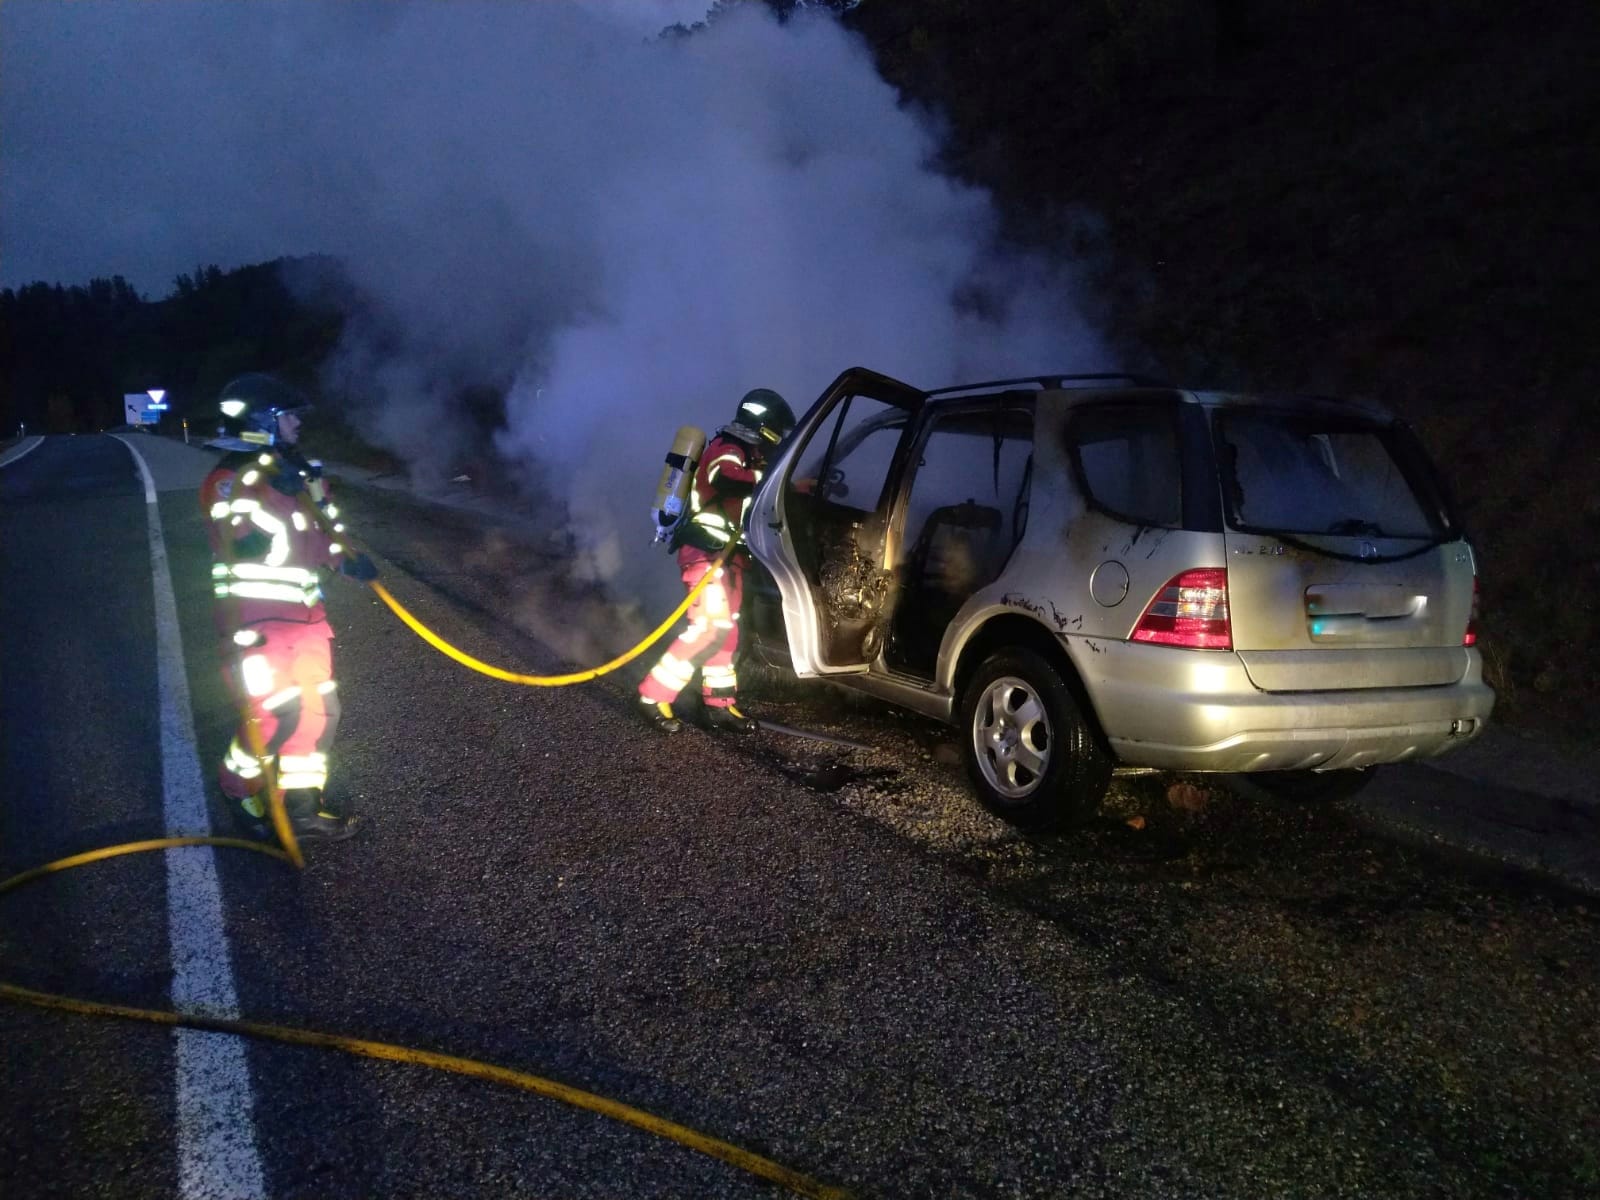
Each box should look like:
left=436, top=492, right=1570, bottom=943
left=959, top=647, right=1112, bottom=832
left=1226, top=767, right=1378, bottom=803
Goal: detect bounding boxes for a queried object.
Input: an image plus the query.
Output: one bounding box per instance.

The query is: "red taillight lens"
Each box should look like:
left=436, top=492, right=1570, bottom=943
left=1464, top=576, right=1479, bottom=646
left=1132, top=568, right=1232, bottom=650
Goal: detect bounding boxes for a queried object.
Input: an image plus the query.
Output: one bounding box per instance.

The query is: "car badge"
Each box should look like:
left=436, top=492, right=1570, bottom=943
left=1359, top=540, right=1378, bottom=560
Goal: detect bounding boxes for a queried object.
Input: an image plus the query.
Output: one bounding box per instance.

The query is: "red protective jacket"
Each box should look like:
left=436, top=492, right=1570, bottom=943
left=676, top=430, right=765, bottom=553
left=200, top=449, right=347, bottom=627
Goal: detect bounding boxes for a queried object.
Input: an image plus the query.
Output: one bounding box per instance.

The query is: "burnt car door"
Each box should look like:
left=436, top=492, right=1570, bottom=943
left=746, top=367, right=925, bottom=676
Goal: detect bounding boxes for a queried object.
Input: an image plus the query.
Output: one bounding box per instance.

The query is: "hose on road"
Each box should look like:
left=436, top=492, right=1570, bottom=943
left=3, top=497, right=854, bottom=1196
left=0, top=555, right=851, bottom=1199
left=0, top=975, right=848, bottom=1199
left=0, top=833, right=850, bottom=1198
left=366, top=540, right=736, bottom=687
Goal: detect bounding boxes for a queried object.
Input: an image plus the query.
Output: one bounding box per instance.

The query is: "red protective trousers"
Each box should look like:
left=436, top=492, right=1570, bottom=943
left=637, top=547, right=744, bottom=709
left=218, top=618, right=341, bottom=802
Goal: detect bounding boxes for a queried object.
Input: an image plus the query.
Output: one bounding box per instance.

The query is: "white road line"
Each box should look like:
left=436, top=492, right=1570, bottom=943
left=118, top=436, right=268, bottom=1199
left=0, top=434, right=45, bottom=467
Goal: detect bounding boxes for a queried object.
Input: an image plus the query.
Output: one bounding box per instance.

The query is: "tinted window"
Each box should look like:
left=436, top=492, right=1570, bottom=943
left=900, top=406, right=1034, bottom=583
left=1065, top=404, right=1182, bottom=527
left=888, top=405, right=1034, bottom=674
left=1214, top=410, right=1444, bottom=538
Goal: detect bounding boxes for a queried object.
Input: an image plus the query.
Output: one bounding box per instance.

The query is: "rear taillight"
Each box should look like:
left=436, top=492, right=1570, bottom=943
left=1464, top=576, right=1479, bottom=646
left=1132, top=568, right=1232, bottom=650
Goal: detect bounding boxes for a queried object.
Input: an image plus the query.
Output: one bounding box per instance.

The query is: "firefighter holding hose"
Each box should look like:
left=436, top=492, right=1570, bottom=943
left=638, top=388, right=794, bottom=733
left=199, top=374, right=379, bottom=841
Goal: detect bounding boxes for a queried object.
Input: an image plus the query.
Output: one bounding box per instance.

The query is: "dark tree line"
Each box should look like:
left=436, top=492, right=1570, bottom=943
left=0, top=258, right=343, bottom=436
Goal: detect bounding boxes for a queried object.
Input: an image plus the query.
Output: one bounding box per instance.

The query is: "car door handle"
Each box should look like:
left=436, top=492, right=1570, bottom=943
left=767, top=520, right=783, bottom=530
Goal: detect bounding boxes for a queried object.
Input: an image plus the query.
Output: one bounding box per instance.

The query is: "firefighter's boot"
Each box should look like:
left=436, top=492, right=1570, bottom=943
left=704, top=704, right=758, bottom=734
left=642, top=701, right=683, bottom=734
left=230, top=791, right=271, bottom=839
left=284, top=788, right=361, bottom=842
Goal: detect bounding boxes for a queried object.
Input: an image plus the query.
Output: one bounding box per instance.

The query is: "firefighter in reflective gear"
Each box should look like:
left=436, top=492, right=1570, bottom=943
left=199, top=374, right=379, bottom=841
left=638, top=389, right=795, bottom=733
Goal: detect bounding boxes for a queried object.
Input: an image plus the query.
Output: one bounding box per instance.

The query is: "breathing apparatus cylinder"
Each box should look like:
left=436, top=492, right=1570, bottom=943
left=305, top=461, right=328, bottom=506
left=651, top=425, right=707, bottom=544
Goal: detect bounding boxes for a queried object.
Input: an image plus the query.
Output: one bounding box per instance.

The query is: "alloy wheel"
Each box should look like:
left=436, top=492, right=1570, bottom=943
left=972, top=674, right=1053, bottom=801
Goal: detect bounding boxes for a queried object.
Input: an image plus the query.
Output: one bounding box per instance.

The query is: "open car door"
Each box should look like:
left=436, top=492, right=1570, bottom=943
left=746, top=367, right=925, bottom=676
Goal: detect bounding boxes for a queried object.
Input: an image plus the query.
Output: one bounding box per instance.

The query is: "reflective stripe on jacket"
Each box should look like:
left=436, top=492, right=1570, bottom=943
left=680, top=432, right=763, bottom=551
left=200, top=451, right=345, bottom=625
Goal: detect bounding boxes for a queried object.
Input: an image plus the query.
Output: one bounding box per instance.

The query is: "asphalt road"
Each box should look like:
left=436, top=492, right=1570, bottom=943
left=2, top=433, right=1596, bottom=1199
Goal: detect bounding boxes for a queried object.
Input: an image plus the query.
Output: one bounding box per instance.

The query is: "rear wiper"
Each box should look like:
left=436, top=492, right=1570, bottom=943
left=1326, top=517, right=1387, bottom=536
left=1272, top=525, right=1449, bottom=563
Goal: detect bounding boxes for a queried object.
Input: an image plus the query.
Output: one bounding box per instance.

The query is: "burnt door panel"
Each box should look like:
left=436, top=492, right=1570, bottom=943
left=786, top=395, right=913, bottom=666
left=746, top=367, right=924, bottom=675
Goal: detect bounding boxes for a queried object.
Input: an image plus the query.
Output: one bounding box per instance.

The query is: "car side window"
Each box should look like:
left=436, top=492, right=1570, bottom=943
left=1065, top=403, right=1182, bottom=527
left=790, top=394, right=906, bottom=516
left=899, top=406, right=1034, bottom=585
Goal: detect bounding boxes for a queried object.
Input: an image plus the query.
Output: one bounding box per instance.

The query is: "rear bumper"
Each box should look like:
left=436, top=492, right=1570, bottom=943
left=1079, top=639, right=1496, bottom=773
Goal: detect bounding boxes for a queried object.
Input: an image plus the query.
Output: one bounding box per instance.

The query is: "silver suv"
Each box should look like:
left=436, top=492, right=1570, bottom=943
left=744, top=368, right=1494, bottom=830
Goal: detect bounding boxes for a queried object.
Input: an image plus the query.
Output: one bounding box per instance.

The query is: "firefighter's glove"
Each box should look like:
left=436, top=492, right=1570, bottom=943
left=269, top=469, right=306, bottom=498
left=340, top=552, right=380, bottom=582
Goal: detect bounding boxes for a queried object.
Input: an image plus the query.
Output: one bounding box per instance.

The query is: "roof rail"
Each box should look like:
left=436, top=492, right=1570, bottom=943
left=922, top=372, right=1171, bottom=398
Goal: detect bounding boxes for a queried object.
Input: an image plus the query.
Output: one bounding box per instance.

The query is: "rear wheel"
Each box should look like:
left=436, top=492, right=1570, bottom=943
left=1227, top=767, right=1378, bottom=803
left=959, top=647, right=1111, bottom=831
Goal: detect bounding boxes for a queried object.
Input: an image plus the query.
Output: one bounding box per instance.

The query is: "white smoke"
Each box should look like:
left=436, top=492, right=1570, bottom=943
left=3, top=0, right=1110, bottom=614
left=478, top=4, right=1111, bottom=600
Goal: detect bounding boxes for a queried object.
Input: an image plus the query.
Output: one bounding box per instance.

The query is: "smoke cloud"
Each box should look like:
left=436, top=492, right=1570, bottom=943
left=4, top=0, right=1109, bottom=612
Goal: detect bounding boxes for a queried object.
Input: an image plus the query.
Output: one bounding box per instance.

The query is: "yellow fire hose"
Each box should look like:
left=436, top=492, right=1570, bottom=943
left=0, top=713, right=306, bottom=889
left=0, top=974, right=847, bottom=1198
left=252, top=713, right=306, bottom=868
left=0, top=524, right=849, bottom=1196
left=366, top=539, right=737, bottom=686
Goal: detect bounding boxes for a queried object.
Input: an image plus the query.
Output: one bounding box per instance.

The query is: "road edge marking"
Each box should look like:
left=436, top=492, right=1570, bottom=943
left=118, top=435, right=268, bottom=1199
left=0, top=434, right=45, bottom=467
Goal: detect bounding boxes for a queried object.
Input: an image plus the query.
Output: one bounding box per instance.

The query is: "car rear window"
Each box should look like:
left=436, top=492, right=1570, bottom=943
left=1213, top=409, right=1447, bottom=539
left=1065, top=403, right=1183, bottom=527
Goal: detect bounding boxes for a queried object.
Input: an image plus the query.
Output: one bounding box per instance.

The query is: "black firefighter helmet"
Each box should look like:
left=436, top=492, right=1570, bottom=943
left=728, top=388, right=795, bottom=445
left=214, top=374, right=313, bottom=450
